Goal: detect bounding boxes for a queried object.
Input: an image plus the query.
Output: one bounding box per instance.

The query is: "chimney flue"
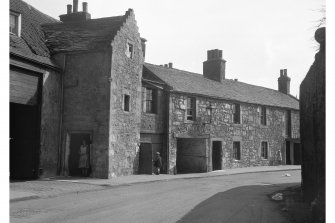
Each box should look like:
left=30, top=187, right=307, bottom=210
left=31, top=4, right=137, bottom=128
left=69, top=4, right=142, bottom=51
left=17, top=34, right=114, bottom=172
left=67, top=4, right=72, bottom=14
left=73, top=0, right=78, bottom=13
left=83, top=2, right=88, bottom=12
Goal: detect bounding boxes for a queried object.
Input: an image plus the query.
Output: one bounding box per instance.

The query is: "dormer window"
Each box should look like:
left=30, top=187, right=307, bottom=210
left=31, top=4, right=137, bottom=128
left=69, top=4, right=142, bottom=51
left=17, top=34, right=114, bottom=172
left=10, top=11, right=21, bottom=36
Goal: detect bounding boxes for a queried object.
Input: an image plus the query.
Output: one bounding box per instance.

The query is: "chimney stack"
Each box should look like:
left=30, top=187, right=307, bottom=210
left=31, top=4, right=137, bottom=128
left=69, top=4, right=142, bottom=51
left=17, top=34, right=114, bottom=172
left=168, top=62, right=173, bottom=68
left=278, top=69, right=291, bottom=94
left=67, top=4, right=72, bottom=14
left=73, top=0, right=78, bottom=12
left=82, top=2, right=88, bottom=12
left=59, top=0, right=91, bottom=23
left=203, top=49, right=226, bottom=83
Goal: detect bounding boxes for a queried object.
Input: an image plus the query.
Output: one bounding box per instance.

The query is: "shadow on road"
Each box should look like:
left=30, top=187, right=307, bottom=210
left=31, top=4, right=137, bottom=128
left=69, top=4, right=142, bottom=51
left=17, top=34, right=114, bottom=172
left=177, top=183, right=299, bottom=223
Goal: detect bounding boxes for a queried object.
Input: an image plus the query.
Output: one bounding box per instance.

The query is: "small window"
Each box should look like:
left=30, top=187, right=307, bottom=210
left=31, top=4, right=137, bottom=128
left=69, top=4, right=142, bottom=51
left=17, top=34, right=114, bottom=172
left=186, top=97, right=196, bottom=121
left=260, top=106, right=266, bottom=125
left=10, top=11, right=21, bottom=36
left=233, top=141, right=241, bottom=160
left=142, top=87, right=157, bottom=113
left=261, top=141, right=268, bottom=159
left=126, top=42, right=134, bottom=58
left=286, top=110, right=291, bottom=137
left=123, top=94, right=130, bottom=112
left=233, top=103, right=240, bottom=124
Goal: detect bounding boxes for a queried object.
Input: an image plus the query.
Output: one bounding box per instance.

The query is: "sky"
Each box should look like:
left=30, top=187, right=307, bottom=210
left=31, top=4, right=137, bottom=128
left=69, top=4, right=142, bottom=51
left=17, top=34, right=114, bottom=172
left=21, top=0, right=325, bottom=98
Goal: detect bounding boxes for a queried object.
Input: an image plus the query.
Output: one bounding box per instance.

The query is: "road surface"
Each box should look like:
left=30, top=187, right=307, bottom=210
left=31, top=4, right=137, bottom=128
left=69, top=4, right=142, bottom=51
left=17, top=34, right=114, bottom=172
left=10, top=170, right=300, bottom=223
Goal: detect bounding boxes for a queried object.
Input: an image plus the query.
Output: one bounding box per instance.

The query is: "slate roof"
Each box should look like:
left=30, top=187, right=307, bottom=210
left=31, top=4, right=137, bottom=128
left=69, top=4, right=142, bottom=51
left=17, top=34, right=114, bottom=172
left=144, top=63, right=299, bottom=110
left=10, top=0, right=59, bottom=67
left=42, top=10, right=132, bottom=54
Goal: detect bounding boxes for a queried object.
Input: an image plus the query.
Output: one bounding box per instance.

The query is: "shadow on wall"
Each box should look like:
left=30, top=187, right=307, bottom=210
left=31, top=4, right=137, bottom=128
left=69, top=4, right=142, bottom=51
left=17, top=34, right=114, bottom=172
left=176, top=183, right=308, bottom=223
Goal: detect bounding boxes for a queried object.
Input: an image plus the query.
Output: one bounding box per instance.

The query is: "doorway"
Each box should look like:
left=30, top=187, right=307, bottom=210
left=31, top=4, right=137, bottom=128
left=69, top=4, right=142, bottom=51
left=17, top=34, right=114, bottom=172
left=139, top=143, right=153, bottom=174
left=212, top=141, right=222, bottom=171
left=68, top=133, right=91, bottom=176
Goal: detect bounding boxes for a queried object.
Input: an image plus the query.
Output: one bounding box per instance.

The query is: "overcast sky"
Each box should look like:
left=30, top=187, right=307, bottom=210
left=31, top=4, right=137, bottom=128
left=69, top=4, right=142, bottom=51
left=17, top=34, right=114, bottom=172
left=22, top=0, right=324, bottom=97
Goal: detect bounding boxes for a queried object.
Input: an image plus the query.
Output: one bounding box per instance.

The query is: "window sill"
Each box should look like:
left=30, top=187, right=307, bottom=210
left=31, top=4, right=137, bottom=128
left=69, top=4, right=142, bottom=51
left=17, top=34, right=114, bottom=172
left=143, top=112, right=157, bottom=116
left=184, top=119, right=195, bottom=124
left=233, top=159, right=241, bottom=162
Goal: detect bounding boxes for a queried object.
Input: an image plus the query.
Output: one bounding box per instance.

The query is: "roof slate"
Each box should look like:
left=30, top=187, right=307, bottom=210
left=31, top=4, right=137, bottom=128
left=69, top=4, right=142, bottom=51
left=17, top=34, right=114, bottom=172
left=144, top=63, right=299, bottom=110
left=42, top=13, right=129, bottom=54
left=10, top=0, right=59, bottom=66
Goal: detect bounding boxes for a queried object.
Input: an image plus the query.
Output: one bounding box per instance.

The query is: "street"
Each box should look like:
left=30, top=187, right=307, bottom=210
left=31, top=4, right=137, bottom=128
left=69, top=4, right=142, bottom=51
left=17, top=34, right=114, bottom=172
left=10, top=170, right=300, bottom=223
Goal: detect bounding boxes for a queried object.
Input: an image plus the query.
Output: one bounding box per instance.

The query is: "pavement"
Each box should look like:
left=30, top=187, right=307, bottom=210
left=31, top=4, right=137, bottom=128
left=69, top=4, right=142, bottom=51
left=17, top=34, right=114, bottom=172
left=10, top=165, right=300, bottom=203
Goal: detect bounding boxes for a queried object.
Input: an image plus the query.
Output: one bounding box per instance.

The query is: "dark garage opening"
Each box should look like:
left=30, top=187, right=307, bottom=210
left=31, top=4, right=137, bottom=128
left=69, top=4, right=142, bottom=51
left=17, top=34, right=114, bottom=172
left=176, top=138, right=207, bottom=174
left=10, top=69, right=41, bottom=180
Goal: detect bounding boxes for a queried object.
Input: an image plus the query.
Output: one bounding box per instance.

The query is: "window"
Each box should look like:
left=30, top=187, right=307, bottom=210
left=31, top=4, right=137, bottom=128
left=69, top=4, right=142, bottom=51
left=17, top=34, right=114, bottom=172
left=260, top=106, right=266, bottom=125
left=126, top=42, right=134, bottom=58
left=286, top=110, right=291, bottom=137
left=233, top=103, right=240, bottom=124
left=123, top=94, right=130, bottom=111
left=10, top=11, right=21, bottom=36
left=186, top=97, right=196, bottom=121
left=261, top=141, right=268, bottom=159
left=233, top=141, right=241, bottom=160
left=142, top=87, right=157, bottom=113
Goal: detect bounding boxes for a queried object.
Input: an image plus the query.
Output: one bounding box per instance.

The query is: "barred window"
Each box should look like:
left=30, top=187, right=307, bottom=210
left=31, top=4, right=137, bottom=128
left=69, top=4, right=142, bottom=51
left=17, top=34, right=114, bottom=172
left=233, top=141, right=241, bottom=160
left=261, top=141, right=268, bottom=159
left=233, top=103, right=240, bottom=124
left=186, top=97, right=196, bottom=121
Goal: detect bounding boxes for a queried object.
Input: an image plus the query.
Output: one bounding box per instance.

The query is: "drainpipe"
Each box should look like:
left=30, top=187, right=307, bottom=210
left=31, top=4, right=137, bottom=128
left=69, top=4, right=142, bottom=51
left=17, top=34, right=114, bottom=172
left=165, top=88, right=171, bottom=174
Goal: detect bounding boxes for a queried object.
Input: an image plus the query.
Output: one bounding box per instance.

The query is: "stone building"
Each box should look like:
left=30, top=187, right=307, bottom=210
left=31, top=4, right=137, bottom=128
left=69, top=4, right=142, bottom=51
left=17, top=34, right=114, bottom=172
left=10, top=0, right=300, bottom=179
left=10, top=0, right=144, bottom=179
left=141, top=49, right=300, bottom=174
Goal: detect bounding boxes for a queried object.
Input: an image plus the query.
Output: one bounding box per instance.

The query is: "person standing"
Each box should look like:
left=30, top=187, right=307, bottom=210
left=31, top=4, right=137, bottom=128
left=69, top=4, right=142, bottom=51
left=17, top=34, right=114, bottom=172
left=78, top=139, right=90, bottom=176
left=153, top=152, right=162, bottom=175
left=276, top=150, right=282, bottom=166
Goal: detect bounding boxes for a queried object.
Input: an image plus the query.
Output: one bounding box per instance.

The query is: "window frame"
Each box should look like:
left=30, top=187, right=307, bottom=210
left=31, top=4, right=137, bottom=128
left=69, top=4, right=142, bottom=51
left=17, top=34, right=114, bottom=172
left=260, top=106, right=267, bottom=125
left=10, top=11, right=21, bottom=37
left=186, top=97, right=196, bottom=121
left=233, top=103, right=241, bottom=124
left=142, top=87, right=157, bottom=114
left=261, top=141, right=268, bottom=159
left=233, top=141, right=241, bottom=160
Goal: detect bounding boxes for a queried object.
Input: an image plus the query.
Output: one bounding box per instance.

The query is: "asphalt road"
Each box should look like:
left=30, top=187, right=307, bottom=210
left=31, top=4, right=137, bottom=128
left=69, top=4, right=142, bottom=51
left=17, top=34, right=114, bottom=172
left=10, top=170, right=301, bottom=223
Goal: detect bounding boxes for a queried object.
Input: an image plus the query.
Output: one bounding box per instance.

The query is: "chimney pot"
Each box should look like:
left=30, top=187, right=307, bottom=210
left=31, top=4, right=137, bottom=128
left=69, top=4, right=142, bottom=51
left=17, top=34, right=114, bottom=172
left=73, top=0, right=78, bottom=13
left=67, top=4, right=72, bottom=14
left=83, top=2, right=88, bottom=12
left=280, top=69, right=284, bottom=76
left=168, top=62, right=173, bottom=68
left=164, top=64, right=168, bottom=68
left=284, top=69, right=287, bottom=76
